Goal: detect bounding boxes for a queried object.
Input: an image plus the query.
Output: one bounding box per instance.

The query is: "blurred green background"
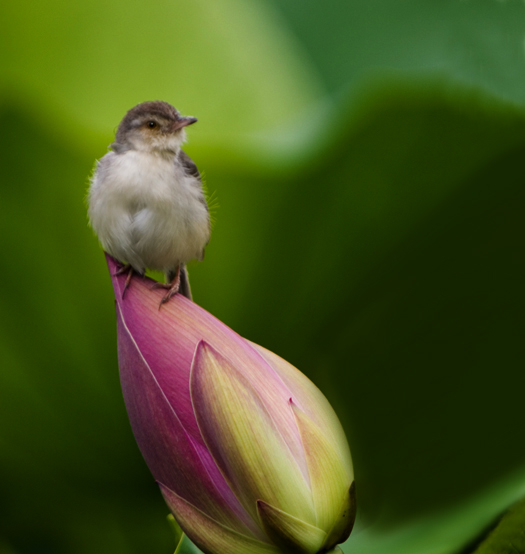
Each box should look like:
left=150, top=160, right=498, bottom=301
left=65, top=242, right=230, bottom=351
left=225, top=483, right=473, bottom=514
left=1, top=1, right=525, bottom=553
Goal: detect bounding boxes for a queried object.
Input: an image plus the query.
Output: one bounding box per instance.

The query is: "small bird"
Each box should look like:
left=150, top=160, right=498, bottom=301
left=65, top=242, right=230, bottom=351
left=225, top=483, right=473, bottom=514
left=88, top=101, right=210, bottom=305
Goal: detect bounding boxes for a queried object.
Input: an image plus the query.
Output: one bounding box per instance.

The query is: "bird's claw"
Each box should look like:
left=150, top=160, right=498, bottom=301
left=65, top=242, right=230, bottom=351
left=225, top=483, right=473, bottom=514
left=150, top=267, right=181, bottom=309
left=150, top=281, right=180, bottom=308
left=160, top=287, right=180, bottom=307
left=114, top=264, right=134, bottom=298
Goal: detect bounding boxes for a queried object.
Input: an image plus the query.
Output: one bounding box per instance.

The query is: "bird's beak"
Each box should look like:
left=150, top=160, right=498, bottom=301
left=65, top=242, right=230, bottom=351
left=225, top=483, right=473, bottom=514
left=172, top=116, right=198, bottom=132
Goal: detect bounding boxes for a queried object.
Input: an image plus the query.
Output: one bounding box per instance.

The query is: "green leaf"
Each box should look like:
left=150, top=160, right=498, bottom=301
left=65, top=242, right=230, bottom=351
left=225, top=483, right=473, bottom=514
left=174, top=533, right=205, bottom=554
left=470, top=496, right=525, bottom=554
left=169, top=515, right=205, bottom=554
left=167, top=515, right=183, bottom=549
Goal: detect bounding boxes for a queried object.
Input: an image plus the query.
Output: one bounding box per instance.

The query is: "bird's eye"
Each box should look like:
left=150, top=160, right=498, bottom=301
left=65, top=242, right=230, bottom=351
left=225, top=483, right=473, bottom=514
left=147, top=121, right=157, bottom=128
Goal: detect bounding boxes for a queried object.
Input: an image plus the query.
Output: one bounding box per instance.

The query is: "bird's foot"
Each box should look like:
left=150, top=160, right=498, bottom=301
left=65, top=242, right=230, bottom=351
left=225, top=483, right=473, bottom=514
left=114, top=264, right=135, bottom=298
left=150, top=267, right=181, bottom=308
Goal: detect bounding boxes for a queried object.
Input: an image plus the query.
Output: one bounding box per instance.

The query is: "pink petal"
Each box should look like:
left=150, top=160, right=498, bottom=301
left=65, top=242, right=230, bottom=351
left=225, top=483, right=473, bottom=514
left=116, top=303, right=254, bottom=534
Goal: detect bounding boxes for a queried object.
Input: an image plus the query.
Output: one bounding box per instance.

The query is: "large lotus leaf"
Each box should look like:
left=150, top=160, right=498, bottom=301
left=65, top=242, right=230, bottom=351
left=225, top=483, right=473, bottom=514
left=0, top=0, right=321, bottom=148
left=270, top=0, right=525, bottom=104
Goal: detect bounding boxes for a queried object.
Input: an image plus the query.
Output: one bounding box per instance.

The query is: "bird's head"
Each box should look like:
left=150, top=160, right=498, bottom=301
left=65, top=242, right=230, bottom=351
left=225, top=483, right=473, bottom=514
left=112, top=101, right=197, bottom=155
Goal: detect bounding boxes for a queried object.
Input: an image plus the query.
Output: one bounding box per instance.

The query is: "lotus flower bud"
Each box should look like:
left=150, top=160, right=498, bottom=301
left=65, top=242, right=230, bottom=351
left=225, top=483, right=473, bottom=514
left=107, top=255, right=355, bottom=554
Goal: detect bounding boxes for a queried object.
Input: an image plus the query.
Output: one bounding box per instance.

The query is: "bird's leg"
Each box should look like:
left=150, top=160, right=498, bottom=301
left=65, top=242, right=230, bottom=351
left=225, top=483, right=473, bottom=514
left=114, top=263, right=135, bottom=298
left=150, top=265, right=181, bottom=308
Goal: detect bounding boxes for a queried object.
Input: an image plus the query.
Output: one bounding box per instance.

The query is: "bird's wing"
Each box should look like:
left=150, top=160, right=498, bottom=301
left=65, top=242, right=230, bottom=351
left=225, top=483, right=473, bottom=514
left=179, top=150, right=211, bottom=255
left=179, top=149, right=202, bottom=180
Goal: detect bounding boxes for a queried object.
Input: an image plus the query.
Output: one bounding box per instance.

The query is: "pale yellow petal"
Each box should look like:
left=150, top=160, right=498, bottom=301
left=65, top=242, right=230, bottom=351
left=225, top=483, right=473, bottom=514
left=291, top=403, right=353, bottom=537
left=257, top=500, right=327, bottom=554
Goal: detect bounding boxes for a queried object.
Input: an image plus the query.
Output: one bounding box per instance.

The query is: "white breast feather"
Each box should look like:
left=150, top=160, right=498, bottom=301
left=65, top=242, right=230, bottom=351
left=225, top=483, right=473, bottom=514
left=88, top=150, right=209, bottom=273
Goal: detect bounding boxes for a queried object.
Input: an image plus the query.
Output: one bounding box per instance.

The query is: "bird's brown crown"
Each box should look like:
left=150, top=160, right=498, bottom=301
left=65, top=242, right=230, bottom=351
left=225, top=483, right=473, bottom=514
left=115, top=101, right=179, bottom=142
